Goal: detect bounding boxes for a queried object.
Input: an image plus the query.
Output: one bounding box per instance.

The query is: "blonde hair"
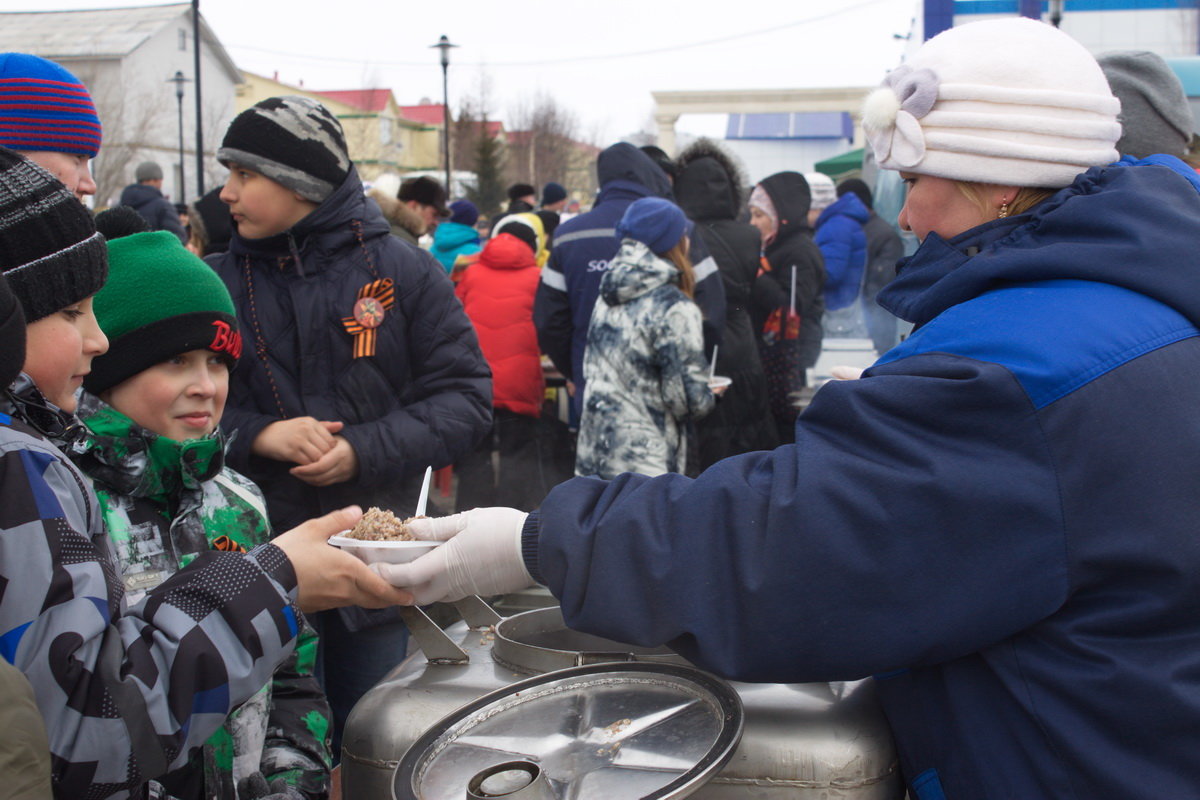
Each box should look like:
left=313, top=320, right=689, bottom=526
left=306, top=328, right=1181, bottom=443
left=662, top=239, right=695, bottom=298
left=954, top=181, right=1056, bottom=218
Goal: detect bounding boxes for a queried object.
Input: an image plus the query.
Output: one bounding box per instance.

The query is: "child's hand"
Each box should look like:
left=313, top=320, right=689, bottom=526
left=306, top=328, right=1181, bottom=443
left=252, top=417, right=344, bottom=464
left=271, top=506, right=411, bottom=613
left=289, top=436, right=358, bottom=486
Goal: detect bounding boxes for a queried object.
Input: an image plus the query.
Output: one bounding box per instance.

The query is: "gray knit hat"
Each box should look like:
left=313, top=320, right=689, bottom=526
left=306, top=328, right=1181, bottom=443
left=217, top=96, right=352, bottom=202
left=1098, top=50, right=1194, bottom=159
left=134, top=161, right=163, bottom=181
left=0, top=146, right=106, bottom=322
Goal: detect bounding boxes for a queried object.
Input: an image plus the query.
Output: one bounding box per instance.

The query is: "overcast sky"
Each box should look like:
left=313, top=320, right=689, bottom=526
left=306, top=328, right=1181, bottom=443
left=5, top=0, right=920, bottom=143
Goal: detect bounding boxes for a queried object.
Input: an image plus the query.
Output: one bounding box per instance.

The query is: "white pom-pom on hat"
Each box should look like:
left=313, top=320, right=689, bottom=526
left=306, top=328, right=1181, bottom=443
left=863, top=87, right=901, bottom=132
left=863, top=17, right=1120, bottom=188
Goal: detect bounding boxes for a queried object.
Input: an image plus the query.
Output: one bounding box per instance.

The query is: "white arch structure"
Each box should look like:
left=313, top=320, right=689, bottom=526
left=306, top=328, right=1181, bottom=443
left=651, top=87, right=875, bottom=155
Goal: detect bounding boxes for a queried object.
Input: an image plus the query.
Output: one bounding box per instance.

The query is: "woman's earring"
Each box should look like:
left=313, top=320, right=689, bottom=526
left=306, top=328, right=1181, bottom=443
left=998, top=200, right=1010, bottom=219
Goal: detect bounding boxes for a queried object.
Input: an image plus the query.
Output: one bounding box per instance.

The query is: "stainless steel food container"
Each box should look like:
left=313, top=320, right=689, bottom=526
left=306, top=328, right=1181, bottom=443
left=341, top=601, right=901, bottom=799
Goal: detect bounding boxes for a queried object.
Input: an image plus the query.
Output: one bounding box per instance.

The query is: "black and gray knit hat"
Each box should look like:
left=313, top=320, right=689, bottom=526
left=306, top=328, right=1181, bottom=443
left=0, top=145, right=106, bottom=322
left=217, top=96, right=351, bottom=203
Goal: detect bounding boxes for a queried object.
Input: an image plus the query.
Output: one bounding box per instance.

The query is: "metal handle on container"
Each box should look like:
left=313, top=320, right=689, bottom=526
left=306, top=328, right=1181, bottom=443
left=397, top=605, right=468, bottom=664
left=399, top=596, right=503, bottom=664
left=453, top=595, right=503, bottom=628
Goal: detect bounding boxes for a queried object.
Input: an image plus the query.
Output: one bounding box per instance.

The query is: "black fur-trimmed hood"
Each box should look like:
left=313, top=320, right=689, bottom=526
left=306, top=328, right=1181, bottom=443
left=674, top=139, right=748, bottom=222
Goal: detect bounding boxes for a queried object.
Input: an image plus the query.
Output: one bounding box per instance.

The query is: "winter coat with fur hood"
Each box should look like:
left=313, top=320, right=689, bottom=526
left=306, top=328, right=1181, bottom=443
left=575, top=240, right=714, bottom=479
left=675, top=141, right=778, bottom=465
left=367, top=186, right=427, bottom=245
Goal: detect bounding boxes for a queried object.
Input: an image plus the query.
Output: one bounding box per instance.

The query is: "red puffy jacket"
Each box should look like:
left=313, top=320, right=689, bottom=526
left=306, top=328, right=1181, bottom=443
left=455, top=232, right=544, bottom=417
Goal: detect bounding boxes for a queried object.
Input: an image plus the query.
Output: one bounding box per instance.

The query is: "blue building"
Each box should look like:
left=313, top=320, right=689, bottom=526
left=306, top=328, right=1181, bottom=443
left=917, top=0, right=1200, bottom=131
left=922, top=0, right=1198, bottom=53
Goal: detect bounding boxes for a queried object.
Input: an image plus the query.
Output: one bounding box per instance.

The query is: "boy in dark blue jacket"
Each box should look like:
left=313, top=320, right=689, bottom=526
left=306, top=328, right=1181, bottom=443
left=207, top=96, right=492, bottom=757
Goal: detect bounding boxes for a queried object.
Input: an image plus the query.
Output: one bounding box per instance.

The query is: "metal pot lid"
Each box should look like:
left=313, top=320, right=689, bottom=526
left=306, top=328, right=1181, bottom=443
left=393, top=661, right=744, bottom=800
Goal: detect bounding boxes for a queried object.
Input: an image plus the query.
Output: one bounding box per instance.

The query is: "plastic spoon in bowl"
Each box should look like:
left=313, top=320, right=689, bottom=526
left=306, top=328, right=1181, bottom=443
left=708, top=345, right=718, bottom=382
left=414, top=465, right=432, bottom=518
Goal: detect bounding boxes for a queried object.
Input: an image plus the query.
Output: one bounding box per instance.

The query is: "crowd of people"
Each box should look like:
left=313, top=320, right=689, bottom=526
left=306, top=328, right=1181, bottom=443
left=3, top=12, right=1200, bottom=799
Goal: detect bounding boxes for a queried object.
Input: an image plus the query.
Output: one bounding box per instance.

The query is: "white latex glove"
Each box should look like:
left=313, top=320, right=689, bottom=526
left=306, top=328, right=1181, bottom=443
left=371, top=507, right=534, bottom=605
left=830, top=365, right=865, bottom=380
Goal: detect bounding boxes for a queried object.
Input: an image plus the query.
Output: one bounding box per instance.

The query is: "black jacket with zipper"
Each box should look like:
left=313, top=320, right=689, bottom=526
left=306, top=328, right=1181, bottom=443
left=207, top=168, right=492, bottom=533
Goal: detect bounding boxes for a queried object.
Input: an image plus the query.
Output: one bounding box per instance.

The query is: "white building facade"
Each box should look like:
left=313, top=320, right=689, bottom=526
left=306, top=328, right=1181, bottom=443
left=0, top=4, right=242, bottom=207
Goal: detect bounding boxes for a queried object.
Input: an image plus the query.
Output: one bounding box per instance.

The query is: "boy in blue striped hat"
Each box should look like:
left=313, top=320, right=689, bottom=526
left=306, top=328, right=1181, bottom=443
left=0, top=52, right=102, bottom=200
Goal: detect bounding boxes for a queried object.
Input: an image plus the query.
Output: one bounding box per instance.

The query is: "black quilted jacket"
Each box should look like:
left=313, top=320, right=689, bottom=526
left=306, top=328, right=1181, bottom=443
left=208, top=168, right=492, bottom=533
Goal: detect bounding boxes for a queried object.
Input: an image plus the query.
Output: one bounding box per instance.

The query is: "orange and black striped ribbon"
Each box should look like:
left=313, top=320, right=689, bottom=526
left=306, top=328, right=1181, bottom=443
left=341, top=278, right=396, bottom=358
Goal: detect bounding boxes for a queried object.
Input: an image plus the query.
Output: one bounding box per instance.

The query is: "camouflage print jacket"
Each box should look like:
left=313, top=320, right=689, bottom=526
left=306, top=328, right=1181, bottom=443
left=0, top=375, right=305, bottom=798
left=74, top=392, right=332, bottom=800
left=575, top=240, right=715, bottom=479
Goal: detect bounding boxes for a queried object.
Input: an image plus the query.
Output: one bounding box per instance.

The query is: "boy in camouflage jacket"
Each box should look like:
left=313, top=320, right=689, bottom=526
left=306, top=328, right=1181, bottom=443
left=72, top=227, right=332, bottom=799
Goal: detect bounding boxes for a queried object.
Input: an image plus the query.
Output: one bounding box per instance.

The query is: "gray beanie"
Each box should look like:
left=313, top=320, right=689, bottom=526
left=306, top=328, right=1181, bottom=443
left=1098, top=50, right=1194, bottom=159
left=135, top=161, right=163, bottom=181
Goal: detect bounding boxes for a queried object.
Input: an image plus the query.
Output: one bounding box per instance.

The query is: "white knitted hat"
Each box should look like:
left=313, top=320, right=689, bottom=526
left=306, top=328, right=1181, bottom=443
left=805, top=172, right=837, bottom=211
left=862, top=17, right=1121, bottom=188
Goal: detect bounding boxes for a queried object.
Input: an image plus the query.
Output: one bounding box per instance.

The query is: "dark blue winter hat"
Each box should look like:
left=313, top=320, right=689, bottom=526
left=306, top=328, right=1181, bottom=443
left=616, top=197, right=689, bottom=255
left=541, top=181, right=567, bottom=205
left=449, top=199, right=478, bottom=226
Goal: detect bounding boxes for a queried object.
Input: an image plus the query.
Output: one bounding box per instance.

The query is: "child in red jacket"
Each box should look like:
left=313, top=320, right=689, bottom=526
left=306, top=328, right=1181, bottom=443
left=454, top=214, right=546, bottom=510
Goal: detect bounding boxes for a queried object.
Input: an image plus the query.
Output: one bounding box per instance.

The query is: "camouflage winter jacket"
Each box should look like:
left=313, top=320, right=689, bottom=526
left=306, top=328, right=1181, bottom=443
left=0, top=375, right=305, bottom=798
left=74, top=392, right=332, bottom=799
left=575, top=240, right=715, bottom=479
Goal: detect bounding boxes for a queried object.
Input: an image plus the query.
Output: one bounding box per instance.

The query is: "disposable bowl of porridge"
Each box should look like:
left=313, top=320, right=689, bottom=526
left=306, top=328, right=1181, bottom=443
left=328, top=507, right=441, bottom=565
left=708, top=375, right=733, bottom=392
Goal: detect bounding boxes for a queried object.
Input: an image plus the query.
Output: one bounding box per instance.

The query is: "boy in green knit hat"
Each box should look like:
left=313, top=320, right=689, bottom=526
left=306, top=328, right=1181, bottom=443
left=71, top=226, right=332, bottom=800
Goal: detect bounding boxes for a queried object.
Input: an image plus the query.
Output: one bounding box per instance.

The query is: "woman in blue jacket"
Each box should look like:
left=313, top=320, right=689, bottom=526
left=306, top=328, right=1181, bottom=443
left=372, top=19, right=1200, bottom=800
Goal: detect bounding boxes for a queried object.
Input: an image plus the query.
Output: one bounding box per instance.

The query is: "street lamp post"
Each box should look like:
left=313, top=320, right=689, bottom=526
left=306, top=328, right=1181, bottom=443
left=192, top=0, right=204, bottom=195
left=430, top=35, right=458, bottom=195
left=168, top=71, right=190, bottom=202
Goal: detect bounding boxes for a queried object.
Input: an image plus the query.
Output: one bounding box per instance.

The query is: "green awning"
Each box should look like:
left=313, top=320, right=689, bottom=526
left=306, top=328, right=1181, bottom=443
left=814, top=148, right=864, bottom=180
